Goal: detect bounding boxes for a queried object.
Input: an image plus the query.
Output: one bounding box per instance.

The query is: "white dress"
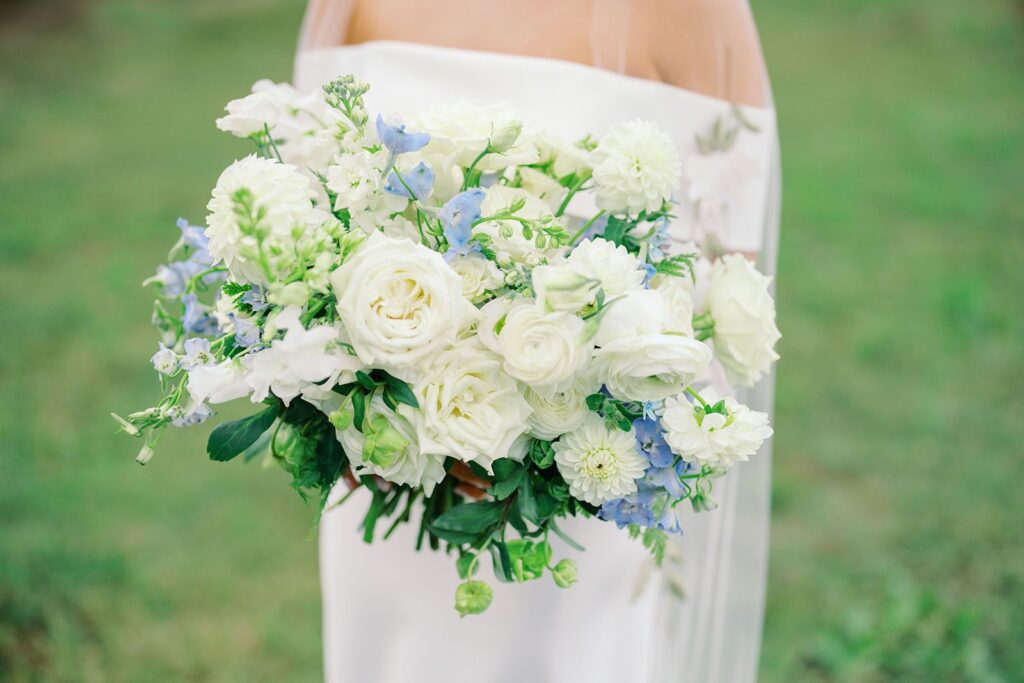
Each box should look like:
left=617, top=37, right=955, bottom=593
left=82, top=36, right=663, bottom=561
left=295, top=37, right=780, bottom=683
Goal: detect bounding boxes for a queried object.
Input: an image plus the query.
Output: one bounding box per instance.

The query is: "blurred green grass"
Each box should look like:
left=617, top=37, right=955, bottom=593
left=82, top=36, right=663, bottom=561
left=0, top=0, right=1021, bottom=681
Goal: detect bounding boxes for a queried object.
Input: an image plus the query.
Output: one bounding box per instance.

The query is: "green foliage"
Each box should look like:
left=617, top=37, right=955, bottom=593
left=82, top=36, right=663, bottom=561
left=429, top=501, right=506, bottom=545
left=207, top=401, right=281, bottom=462
left=586, top=392, right=643, bottom=431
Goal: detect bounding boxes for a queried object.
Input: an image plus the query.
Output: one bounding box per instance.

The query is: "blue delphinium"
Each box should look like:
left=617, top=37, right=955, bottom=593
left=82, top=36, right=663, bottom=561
left=385, top=161, right=435, bottom=200
left=146, top=218, right=223, bottom=297
left=240, top=286, right=269, bottom=312
left=181, top=295, right=219, bottom=337
left=229, top=312, right=261, bottom=348
left=634, top=416, right=674, bottom=467
left=641, top=263, right=657, bottom=288
left=441, top=189, right=486, bottom=261
left=375, top=114, right=430, bottom=156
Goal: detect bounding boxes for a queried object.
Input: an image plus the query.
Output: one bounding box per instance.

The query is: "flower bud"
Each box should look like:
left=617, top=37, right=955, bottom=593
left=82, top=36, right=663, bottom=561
left=135, top=444, right=155, bottom=465
left=551, top=558, right=578, bottom=589
left=454, top=580, right=493, bottom=617
left=328, top=406, right=353, bottom=431
left=361, top=415, right=409, bottom=469
left=268, top=281, right=310, bottom=308
left=111, top=413, right=142, bottom=437
left=489, top=120, right=523, bottom=153
left=531, top=264, right=600, bottom=313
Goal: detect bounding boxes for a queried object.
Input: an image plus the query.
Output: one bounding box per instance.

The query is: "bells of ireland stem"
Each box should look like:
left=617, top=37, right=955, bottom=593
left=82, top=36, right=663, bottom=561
left=361, top=415, right=410, bottom=470
left=455, top=579, right=494, bottom=617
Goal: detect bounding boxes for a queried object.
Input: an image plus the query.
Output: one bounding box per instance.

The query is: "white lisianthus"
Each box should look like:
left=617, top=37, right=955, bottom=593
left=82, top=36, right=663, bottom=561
left=215, top=80, right=298, bottom=137
left=566, top=238, right=646, bottom=299
left=661, top=387, right=772, bottom=468
left=411, top=100, right=538, bottom=170
left=339, top=395, right=447, bottom=496
left=704, top=254, right=781, bottom=387
left=205, top=155, right=316, bottom=285
left=244, top=307, right=347, bottom=405
left=524, top=375, right=599, bottom=441
left=408, top=338, right=532, bottom=472
left=448, top=252, right=504, bottom=303
left=476, top=185, right=564, bottom=266
left=518, top=167, right=566, bottom=212
left=533, top=131, right=592, bottom=179
left=592, top=120, right=681, bottom=214
left=530, top=261, right=601, bottom=313
left=592, top=289, right=711, bottom=401
left=553, top=414, right=647, bottom=505
left=188, top=360, right=251, bottom=404
left=329, top=232, right=478, bottom=379
left=479, top=299, right=592, bottom=395
left=652, top=275, right=696, bottom=336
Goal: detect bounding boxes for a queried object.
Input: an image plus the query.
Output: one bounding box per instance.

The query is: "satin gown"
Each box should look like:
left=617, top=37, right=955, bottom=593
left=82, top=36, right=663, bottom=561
left=294, top=40, right=780, bottom=683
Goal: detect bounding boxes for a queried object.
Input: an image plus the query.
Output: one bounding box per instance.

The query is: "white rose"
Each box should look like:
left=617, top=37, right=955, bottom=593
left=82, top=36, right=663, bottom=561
left=407, top=338, right=532, bottom=472
left=329, top=232, right=477, bottom=379
left=530, top=261, right=601, bottom=313
left=449, top=252, right=504, bottom=303
left=592, top=290, right=711, bottom=401
left=411, top=100, right=538, bottom=171
left=205, top=155, right=317, bottom=285
left=704, top=254, right=781, bottom=387
left=566, top=237, right=646, bottom=298
left=339, top=395, right=447, bottom=495
left=479, top=299, right=592, bottom=395
left=591, top=120, right=681, bottom=215
left=525, top=374, right=599, bottom=440
left=476, top=185, right=565, bottom=266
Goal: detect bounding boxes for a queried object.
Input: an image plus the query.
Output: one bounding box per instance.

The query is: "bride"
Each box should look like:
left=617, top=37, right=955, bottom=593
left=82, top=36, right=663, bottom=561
left=295, top=1, right=780, bottom=681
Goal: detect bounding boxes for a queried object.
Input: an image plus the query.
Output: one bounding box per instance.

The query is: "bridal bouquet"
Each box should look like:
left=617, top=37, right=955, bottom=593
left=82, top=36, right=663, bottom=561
left=114, top=75, right=780, bottom=616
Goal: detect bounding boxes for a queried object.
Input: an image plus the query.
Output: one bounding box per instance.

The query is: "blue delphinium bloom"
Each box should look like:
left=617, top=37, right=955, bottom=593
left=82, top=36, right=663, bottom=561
left=240, top=286, right=269, bottom=312
left=599, top=495, right=656, bottom=529
left=181, top=295, right=219, bottom=337
left=642, top=263, right=657, bottom=288
left=441, top=188, right=486, bottom=261
left=176, top=217, right=209, bottom=251
left=229, top=312, right=261, bottom=348
left=634, top=416, right=675, bottom=468
left=385, top=161, right=435, bottom=200
left=170, top=400, right=214, bottom=428
left=180, top=337, right=214, bottom=369
left=375, top=114, right=430, bottom=156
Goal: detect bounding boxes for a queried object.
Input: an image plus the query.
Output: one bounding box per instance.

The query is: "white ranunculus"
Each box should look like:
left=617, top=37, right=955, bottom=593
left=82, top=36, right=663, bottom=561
left=533, top=131, right=592, bottom=179
left=530, top=261, right=601, bottom=314
left=518, top=167, right=566, bottom=212
left=205, top=155, right=316, bottom=285
left=652, top=275, right=696, bottom=336
left=479, top=299, right=592, bottom=395
left=661, top=387, right=772, bottom=469
left=476, top=185, right=565, bottom=266
left=187, top=360, right=251, bottom=404
left=592, top=290, right=712, bottom=401
left=329, top=232, right=477, bottom=379
left=448, top=252, right=504, bottom=303
left=339, top=395, right=447, bottom=496
left=407, top=338, right=532, bottom=472
left=525, top=374, right=599, bottom=440
left=566, top=238, right=646, bottom=299
left=411, top=100, right=538, bottom=171
left=704, top=254, right=780, bottom=387
left=553, top=414, right=647, bottom=505
left=244, top=307, right=348, bottom=405
left=592, top=120, right=682, bottom=215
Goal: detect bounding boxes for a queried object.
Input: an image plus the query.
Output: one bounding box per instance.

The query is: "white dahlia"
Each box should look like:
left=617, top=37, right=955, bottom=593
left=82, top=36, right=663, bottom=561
left=205, top=155, right=316, bottom=285
left=592, top=120, right=682, bottom=215
left=553, top=414, right=647, bottom=505
left=661, top=387, right=773, bottom=469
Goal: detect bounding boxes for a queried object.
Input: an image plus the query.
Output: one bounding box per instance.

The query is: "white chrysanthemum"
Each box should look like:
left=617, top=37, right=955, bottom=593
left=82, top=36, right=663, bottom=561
left=476, top=185, right=565, bottom=266
left=553, top=414, right=647, bottom=505
left=338, top=395, right=447, bottom=496
left=592, top=120, right=682, bottom=215
left=408, top=338, right=532, bottom=472
left=448, top=252, right=504, bottom=303
left=661, top=387, right=773, bottom=469
left=205, top=155, right=316, bottom=285
left=705, top=254, right=781, bottom=387
left=566, top=237, right=646, bottom=298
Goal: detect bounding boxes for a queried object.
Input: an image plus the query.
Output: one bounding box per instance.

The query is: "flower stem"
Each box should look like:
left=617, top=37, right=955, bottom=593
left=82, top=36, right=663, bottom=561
left=568, top=210, right=606, bottom=245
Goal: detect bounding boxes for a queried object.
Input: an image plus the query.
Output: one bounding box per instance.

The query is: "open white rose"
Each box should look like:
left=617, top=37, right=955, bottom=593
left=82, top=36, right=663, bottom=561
left=704, top=254, right=780, bottom=387
left=339, top=395, right=447, bottom=496
left=205, top=155, right=317, bottom=285
left=215, top=84, right=292, bottom=138
left=479, top=299, right=592, bottom=395
left=592, top=290, right=711, bottom=401
left=329, top=232, right=477, bottom=379
left=449, top=252, right=505, bottom=303
left=407, top=338, right=532, bottom=472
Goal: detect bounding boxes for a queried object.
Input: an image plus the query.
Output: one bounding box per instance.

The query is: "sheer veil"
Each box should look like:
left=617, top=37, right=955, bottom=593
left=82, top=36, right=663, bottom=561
left=297, top=2, right=780, bottom=681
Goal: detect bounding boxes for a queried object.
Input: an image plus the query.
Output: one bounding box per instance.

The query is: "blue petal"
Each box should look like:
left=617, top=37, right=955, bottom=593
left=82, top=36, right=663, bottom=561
left=385, top=161, right=435, bottom=200
left=375, top=114, right=430, bottom=155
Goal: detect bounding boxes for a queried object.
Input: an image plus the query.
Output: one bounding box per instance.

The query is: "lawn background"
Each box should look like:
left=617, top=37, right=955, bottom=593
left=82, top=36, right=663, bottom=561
left=1, top=0, right=1022, bottom=680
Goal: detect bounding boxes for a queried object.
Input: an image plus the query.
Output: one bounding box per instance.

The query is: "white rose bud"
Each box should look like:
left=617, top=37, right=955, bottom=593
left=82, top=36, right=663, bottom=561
left=489, top=119, right=523, bottom=153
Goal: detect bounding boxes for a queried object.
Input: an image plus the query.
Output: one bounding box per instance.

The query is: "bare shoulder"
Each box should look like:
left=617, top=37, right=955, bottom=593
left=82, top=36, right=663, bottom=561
left=635, top=0, right=769, bottom=106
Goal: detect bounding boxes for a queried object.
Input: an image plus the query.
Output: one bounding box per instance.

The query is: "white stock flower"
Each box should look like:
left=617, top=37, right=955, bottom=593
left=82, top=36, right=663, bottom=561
left=553, top=414, right=646, bottom=505
left=411, top=100, right=538, bottom=171
left=566, top=237, right=646, bottom=298
left=476, top=185, right=564, bottom=266
left=592, top=289, right=711, bottom=401
left=448, top=252, right=504, bottom=303
left=525, top=375, right=599, bottom=441
left=661, top=387, right=772, bottom=469
left=325, top=149, right=401, bottom=215
left=329, top=232, right=477, bottom=378
left=479, top=299, right=592, bottom=395
left=205, top=155, right=316, bottom=285
left=705, top=254, right=780, bottom=387
left=339, top=395, right=447, bottom=496
left=408, top=338, right=532, bottom=472
left=592, top=120, right=681, bottom=215
left=244, top=307, right=347, bottom=405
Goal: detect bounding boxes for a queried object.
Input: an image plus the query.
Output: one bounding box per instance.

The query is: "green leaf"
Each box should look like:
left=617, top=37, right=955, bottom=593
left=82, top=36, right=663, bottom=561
left=429, top=501, right=505, bottom=545
left=516, top=475, right=539, bottom=525
left=642, top=528, right=668, bottom=566
left=355, top=370, right=379, bottom=391
left=351, top=389, right=366, bottom=433
left=207, top=403, right=280, bottom=462
left=602, top=215, right=632, bottom=245
left=489, top=542, right=515, bottom=583
left=380, top=372, right=419, bottom=409
left=488, top=459, right=525, bottom=500
left=456, top=553, right=478, bottom=579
